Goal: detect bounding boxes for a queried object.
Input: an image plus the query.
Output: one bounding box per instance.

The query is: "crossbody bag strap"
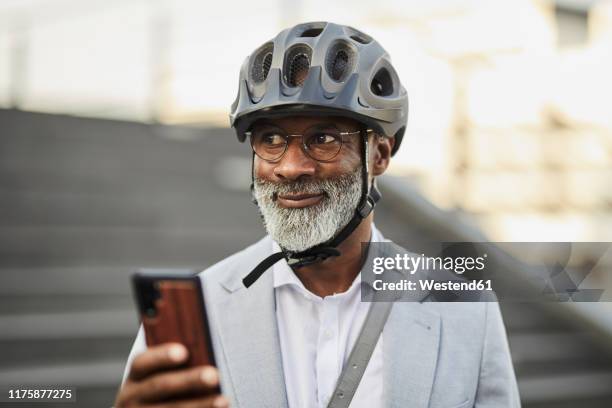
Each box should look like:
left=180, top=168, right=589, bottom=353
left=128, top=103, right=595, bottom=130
left=326, top=298, right=394, bottom=408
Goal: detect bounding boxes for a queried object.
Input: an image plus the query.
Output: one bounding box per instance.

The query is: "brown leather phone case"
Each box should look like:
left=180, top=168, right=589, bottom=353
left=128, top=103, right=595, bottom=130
left=132, top=271, right=216, bottom=368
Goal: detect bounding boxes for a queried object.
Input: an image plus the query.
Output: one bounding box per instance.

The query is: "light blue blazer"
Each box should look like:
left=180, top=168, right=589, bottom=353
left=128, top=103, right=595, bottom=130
left=123, top=235, right=521, bottom=408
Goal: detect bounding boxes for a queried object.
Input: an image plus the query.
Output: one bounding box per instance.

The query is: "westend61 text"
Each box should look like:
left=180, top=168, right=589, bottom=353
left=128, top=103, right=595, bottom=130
left=372, top=279, right=493, bottom=292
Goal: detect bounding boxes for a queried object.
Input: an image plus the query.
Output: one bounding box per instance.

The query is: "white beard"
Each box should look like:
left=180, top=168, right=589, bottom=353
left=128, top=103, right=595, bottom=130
left=253, top=167, right=363, bottom=252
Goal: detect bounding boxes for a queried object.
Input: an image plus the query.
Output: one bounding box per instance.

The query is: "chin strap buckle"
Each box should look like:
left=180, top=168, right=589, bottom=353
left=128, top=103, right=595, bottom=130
left=286, top=246, right=342, bottom=268
left=357, top=195, right=375, bottom=218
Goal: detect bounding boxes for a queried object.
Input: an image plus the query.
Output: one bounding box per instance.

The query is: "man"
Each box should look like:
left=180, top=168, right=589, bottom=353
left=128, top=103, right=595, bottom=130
left=115, top=22, right=520, bottom=408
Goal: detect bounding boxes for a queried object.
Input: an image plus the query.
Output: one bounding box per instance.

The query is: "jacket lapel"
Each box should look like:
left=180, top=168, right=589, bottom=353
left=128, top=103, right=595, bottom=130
left=215, top=240, right=288, bottom=408
left=383, top=301, right=440, bottom=408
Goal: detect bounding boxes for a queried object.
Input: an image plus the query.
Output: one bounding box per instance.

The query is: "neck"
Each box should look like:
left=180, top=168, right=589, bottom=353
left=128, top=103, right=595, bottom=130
left=291, top=214, right=374, bottom=297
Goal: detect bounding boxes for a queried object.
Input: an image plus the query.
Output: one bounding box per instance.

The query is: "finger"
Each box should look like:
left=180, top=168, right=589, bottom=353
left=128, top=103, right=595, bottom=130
left=129, top=343, right=189, bottom=382
left=127, top=365, right=220, bottom=403
left=149, top=394, right=229, bottom=408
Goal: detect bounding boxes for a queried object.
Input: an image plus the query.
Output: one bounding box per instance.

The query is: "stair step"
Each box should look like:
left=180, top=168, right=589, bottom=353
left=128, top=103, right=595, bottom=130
left=509, top=331, right=603, bottom=365
left=0, top=294, right=133, bottom=315
left=0, top=226, right=262, bottom=267
left=0, top=337, right=133, bottom=368
left=0, top=359, right=126, bottom=388
left=0, top=267, right=134, bottom=296
left=0, top=309, right=138, bottom=340
left=0, top=190, right=258, bottom=228
left=519, top=370, right=612, bottom=404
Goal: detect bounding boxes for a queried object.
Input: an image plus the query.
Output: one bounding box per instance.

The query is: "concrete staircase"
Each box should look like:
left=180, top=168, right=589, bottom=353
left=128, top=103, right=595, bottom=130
left=0, top=109, right=611, bottom=407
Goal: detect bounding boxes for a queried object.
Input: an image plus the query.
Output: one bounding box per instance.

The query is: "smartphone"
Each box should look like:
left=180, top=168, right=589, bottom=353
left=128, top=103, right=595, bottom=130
left=132, top=269, right=217, bottom=368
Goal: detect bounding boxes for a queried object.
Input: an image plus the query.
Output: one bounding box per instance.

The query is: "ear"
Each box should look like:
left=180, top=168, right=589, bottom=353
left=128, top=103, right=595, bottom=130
left=369, top=134, right=394, bottom=177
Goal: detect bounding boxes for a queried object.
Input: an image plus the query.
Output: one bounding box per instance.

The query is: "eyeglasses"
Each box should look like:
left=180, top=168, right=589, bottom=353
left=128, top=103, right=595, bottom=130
left=246, top=124, right=370, bottom=162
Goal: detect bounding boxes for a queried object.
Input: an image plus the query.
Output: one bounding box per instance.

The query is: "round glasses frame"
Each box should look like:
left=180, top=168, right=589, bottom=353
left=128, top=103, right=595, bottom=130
left=246, top=125, right=372, bottom=163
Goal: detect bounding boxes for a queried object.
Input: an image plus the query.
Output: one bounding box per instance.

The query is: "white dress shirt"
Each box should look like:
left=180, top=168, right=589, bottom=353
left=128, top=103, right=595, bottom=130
left=273, top=227, right=384, bottom=408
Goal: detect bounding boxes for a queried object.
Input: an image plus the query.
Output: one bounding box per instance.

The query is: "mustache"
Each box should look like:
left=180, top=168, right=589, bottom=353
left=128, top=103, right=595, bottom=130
left=255, top=179, right=327, bottom=199
left=254, top=171, right=360, bottom=201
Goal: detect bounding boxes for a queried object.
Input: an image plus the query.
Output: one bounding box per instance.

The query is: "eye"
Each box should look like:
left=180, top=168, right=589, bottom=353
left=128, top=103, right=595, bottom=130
left=311, top=132, right=338, bottom=144
left=261, top=132, right=285, bottom=145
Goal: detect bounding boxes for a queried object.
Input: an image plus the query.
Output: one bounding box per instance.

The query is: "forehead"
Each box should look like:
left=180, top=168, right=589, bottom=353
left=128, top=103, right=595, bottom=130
left=251, top=115, right=362, bottom=132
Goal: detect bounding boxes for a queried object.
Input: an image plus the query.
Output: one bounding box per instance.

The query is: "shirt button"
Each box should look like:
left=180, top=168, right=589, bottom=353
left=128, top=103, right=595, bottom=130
left=324, top=329, right=333, bottom=339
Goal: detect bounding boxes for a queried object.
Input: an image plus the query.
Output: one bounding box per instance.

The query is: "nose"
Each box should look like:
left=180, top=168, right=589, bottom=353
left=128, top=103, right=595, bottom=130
left=273, top=137, right=316, bottom=181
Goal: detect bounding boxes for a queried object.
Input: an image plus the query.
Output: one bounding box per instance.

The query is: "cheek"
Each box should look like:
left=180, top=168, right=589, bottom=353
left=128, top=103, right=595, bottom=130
left=253, top=158, right=273, bottom=180
left=316, top=150, right=360, bottom=176
left=332, top=147, right=361, bottom=174
left=331, top=161, right=359, bottom=176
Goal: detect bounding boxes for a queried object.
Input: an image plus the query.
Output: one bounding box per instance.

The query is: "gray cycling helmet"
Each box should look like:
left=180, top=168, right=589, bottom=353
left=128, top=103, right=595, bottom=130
left=229, top=21, right=408, bottom=155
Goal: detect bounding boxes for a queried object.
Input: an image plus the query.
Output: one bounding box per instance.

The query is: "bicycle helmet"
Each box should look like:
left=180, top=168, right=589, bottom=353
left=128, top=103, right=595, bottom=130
left=230, top=22, right=409, bottom=287
left=230, top=21, right=408, bottom=155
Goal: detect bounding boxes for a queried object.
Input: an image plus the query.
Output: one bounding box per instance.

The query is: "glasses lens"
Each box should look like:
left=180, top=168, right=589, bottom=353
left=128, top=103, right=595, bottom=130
left=304, top=128, right=342, bottom=161
left=251, top=129, right=287, bottom=161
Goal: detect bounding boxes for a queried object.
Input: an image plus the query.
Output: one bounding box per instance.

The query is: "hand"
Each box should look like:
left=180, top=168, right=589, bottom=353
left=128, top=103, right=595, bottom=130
left=114, top=343, right=229, bottom=408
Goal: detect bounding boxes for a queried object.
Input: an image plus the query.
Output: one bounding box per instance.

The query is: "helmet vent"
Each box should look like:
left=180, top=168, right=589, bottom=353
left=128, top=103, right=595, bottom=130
left=262, top=53, right=273, bottom=79
left=300, top=27, right=323, bottom=37
left=250, top=43, right=274, bottom=84
left=350, top=35, right=371, bottom=44
left=285, top=45, right=312, bottom=87
left=296, top=22, right=327, bottom=38
left=370, top=67, right=393, bottom=96
left=331, top=50, right=348, bottom=80
left=325, top=42, right=354, bottom=82
left=347, top=27, right=373, bottom=44
left=289, top=54, right=310, bottom=86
